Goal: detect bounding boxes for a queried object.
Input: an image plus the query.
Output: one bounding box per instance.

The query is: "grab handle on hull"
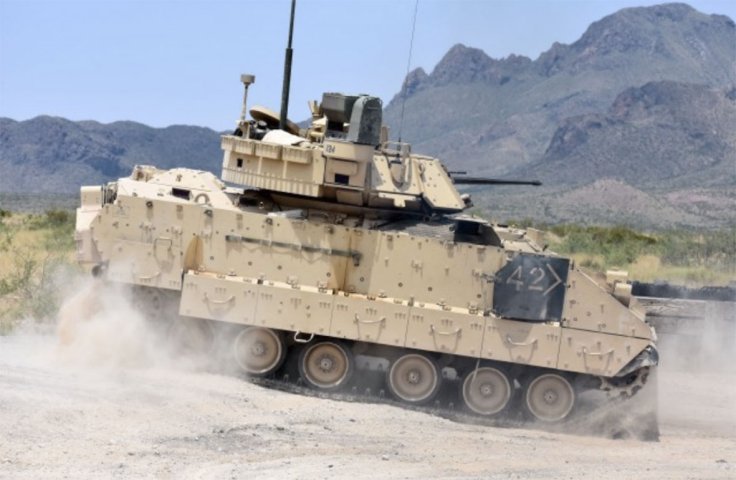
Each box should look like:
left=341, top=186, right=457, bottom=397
left=430, top=325, right=462, bottom=337
left=505, top=335, right=538, bottom=347
left=203, top=292, right=235, bottom=304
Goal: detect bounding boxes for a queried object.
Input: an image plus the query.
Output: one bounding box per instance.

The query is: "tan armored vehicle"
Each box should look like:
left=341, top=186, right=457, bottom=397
left=73, top=77, right=657, bottom=424
left=73, top=2, right=656, bottom=425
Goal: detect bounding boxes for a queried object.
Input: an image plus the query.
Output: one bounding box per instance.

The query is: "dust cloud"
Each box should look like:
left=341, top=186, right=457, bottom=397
left=656, top=301, right=736, bottom=374
left=52, top=274, right=246, bottom=376
left=55, top=280, right=164, bottom=368
left=655, top=301, right=736, bottom=436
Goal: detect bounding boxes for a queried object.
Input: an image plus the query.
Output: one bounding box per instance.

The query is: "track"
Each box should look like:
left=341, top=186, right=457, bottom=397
left=247, top=359, right=659, bottom=441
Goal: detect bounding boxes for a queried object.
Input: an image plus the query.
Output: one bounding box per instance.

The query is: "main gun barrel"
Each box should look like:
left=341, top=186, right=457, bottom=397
left=452, top=176, right=542, bottom=186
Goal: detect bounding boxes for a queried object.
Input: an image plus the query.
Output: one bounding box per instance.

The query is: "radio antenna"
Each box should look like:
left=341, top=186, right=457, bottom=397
left=280, top=0, right=297, bottom=130
left=397, top=0, right=419, bottom=144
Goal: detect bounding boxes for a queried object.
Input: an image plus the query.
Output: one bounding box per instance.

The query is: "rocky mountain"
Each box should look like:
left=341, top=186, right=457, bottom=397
left=0, top=116, right=222, bottom=193
left=520, top=81, right=736, bottom=189
left=383, top=3, right=736, bottom=228
left=469, top=81, right=736, bottom=229
left=384, top=3, right=735, bottom=176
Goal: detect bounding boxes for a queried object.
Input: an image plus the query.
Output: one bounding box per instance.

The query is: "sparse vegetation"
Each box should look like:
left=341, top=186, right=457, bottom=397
left=536, top=224, right=736, bottom=285
left=0, top=209, right=78, bottom=334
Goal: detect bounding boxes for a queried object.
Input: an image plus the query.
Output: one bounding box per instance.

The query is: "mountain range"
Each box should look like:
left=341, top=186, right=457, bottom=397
left=0, top=117, right=221, bottom=193
left=384, top=3, right=735, bottom=172
left=381, top=2, right=735, bottom=228
left=1, top=2, right=734, bottom=228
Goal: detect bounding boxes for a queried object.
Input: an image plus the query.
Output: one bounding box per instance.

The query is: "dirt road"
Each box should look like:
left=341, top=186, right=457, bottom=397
left=0, top=332, right=734, bottom=480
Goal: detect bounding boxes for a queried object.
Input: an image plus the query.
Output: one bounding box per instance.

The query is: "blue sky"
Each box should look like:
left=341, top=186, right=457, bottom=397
left=1, top=0, right=734, bottom=130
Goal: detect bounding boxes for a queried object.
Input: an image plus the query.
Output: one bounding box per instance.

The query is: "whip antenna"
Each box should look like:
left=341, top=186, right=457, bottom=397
left=397, top=0, right=419, bottom=144
left=280, top=0, right=297, bottom=130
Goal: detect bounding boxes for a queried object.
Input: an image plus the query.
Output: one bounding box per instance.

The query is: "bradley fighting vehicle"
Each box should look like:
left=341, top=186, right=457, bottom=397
left=72, top=4, right=658, bottom=429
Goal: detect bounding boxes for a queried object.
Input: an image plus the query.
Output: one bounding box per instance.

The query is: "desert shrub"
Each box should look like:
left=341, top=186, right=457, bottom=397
left=44, top=209, right=72, bottom=226
left=0, top=210, right=78, bottom=333
left=0, top=209, right=10, bottom=230
left=658, top=229, right=736, bottom=272
left=549, top=224, right=658, bottom=266
left=579, top=257, right=603, bottom=270
left=543, top=224, right=735, bottom=281
left=28, top=208, right=74, bottom=231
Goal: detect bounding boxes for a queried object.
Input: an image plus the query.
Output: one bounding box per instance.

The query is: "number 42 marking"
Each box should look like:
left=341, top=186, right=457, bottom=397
left=505, top=263, right=563, bottom=296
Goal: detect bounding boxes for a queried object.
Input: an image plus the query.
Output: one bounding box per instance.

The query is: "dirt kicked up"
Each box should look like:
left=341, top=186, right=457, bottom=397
left=0, top=331, right=733, bottom=479
left=0, top=280, right=734, bottom=479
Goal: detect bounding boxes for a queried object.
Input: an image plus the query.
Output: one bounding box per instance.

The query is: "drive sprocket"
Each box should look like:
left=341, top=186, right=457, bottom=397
left=599, top=367, right=650, bottom=399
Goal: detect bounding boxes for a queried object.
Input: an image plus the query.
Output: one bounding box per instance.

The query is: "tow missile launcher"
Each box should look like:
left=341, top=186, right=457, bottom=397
left=72, top=2, right=658, bottom=433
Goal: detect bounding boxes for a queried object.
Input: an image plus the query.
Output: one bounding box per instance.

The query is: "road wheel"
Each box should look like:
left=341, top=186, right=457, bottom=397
left=387, top=353, right=441, bottom=404
left=525, top=372, right=575, bottom=422
left=461, top=366, right=512, bottom=416
left=299, top=341, right=354, bottom=391
left=233, top=327, right=285, bottom=376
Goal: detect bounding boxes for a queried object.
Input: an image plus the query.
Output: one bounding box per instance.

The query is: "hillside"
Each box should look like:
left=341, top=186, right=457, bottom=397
left=0, top=116, right=222, bottom=193
left=469, top=179, right=736, bottom=229
left=523, top=81, right=736, bottom=189
left=476, top=81, right=736, bottom=229
left=383, top=3, right=736, bottom=176
left=383, top=3, right=736, bottom=228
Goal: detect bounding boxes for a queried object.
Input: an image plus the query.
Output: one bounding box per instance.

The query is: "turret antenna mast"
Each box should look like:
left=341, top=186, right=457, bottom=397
left=397, top=0, right=419, bottom=144
left=280, top=0, right=297, bottom=131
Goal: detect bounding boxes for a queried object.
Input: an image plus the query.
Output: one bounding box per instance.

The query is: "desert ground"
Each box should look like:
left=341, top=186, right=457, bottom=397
left=0, top=289, right=734, bottom=479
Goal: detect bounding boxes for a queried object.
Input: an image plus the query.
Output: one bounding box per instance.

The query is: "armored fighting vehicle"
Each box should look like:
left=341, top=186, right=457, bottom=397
left=72, top=4, right=658, bottom=426
left=73, top=85, right=657, bottom=425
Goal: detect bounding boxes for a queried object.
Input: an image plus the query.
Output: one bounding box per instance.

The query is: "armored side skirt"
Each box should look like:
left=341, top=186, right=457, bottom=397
left=179, top=270, right=651, bottom=378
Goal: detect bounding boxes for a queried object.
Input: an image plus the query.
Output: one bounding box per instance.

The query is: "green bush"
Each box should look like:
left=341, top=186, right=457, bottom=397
left=0, top=209, right=9, bottom=230
left=545, top=224, right=735, bottom=276
left=549, top=224, right=656, bottom=265
left=658, top=229, right=736, bottom=271
left=45, top=209, right=72, bottom=226
left=579, top=258, right=603, bottom=271
left=28, top=209, right=75, bottom=231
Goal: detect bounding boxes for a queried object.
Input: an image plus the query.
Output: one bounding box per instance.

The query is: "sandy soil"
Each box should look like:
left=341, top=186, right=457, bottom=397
left=0, top=330, right=734, bottom=480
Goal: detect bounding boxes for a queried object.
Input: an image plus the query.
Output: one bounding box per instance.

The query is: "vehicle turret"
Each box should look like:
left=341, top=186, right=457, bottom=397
left=221, top=88, right=540, bottom=219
